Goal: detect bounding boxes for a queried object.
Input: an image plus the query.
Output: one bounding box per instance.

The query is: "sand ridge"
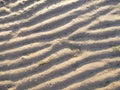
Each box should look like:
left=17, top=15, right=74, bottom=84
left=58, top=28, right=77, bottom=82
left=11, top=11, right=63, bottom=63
left=0, top=0, right=120, bottom=90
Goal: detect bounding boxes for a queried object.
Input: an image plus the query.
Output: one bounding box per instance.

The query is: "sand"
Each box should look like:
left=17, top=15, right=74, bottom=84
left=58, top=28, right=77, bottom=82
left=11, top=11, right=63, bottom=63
left=0, top=0, right=120, bottom=90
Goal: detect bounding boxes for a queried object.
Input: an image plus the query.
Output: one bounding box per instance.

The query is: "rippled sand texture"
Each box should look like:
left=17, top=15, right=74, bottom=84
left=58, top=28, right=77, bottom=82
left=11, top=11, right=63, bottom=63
left=0, top=0, right=120, bottom=90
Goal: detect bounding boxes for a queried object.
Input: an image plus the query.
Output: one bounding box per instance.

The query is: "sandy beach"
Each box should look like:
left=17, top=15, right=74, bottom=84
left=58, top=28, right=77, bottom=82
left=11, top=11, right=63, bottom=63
left=0, top=0, right=120, bottom=90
